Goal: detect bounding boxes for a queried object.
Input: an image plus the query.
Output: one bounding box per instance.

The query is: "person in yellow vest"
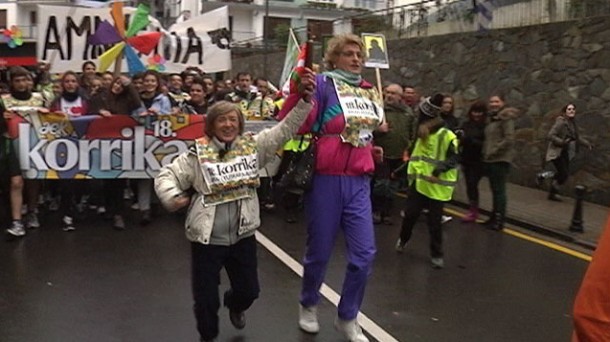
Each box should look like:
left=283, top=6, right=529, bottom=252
left=395, top=93, right=459, bottom=269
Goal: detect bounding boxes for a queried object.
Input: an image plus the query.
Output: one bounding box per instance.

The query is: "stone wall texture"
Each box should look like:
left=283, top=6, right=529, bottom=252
left=233, top=17, right=610, bottom=205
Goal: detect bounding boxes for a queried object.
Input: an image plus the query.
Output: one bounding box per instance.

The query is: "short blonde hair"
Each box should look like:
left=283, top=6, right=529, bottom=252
left=324, top=33, right=365, bottom=71
left=205, top=101, right=245, bottom=137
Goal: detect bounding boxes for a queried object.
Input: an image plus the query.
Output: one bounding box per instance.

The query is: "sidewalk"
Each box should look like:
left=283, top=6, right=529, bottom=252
left=451, top=179, right=609, bottom=250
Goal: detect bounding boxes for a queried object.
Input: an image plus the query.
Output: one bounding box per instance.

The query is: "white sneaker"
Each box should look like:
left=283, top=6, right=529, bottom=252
left=431, top=257, right=444, bottom=269
left=97, top=206, right=106, bottom=215
left=6, top=221, right=26, bottom=237
left=395, top=238, right=405, bottom=253
left=130, top=202, right=140, bottom=210
left=62, top=216, right=76, bottom=232
left=298, top=304, right=319, bottom=334
left=334, top=317, right=369, bottom=342
left=441, top=215, right=453, bottom=224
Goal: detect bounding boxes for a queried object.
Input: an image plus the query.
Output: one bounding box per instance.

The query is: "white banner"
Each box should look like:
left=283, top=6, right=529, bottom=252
left=37, top=5, right=231, bottom=73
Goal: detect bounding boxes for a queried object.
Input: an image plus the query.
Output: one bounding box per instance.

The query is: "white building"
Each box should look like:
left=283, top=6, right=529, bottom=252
left=175, top=0, right=388, bottom=44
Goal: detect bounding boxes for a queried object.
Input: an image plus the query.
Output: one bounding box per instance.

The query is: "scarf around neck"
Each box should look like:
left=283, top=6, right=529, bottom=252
left=62, top=90, right=80, bottom=102
left=323, top=69, right=362, bottom=86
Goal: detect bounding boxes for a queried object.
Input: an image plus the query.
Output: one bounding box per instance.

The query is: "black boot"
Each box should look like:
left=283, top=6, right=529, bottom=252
left=487, top=212, right=504, bottom=231
left=548, top=181, right=562, bottom=202
left=481, top=212, right=496, bottom=226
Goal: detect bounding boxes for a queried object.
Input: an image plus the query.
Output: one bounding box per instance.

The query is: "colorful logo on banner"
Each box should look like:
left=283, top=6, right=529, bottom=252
left=0, top=26, right=23, bottom=49
left=147, top=54, right=166, bottom=72
left=7, top=113, right=204, bottom=179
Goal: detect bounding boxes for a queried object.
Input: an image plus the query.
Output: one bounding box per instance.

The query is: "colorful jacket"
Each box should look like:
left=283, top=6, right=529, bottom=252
left=278, top=74, right=377, bottom=176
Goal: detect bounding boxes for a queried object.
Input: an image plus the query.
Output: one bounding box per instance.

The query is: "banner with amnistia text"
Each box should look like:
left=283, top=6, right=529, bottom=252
left=7, top=112, right=204, bottom=179
left=37, top=5, right=231, bottom=73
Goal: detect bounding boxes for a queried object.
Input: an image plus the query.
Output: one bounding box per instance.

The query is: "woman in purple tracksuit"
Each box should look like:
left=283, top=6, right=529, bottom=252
left=279, top=33, right=383, bottom=342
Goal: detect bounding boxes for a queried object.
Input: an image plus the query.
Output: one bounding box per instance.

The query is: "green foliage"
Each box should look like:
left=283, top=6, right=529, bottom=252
left=352, top=15, right=393, bottom=35
left=274, top=23, right=291, bottom=47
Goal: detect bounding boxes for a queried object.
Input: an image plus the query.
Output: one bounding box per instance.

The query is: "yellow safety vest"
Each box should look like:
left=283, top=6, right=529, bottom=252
left=407, top=127, right=458, bottom=201
left=283, top=134, right=311, bottom=152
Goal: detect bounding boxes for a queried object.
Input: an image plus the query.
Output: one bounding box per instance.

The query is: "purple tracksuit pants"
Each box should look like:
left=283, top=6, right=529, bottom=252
left=300, top=174, right=376, bottom=320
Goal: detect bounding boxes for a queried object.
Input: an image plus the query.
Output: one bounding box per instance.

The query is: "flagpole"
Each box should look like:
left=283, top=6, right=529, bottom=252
left=289, top=28, right=301, bottom=53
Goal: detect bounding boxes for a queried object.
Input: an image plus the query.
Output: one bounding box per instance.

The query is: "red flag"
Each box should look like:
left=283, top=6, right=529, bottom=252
left=286, top=43, right=307, bottom=95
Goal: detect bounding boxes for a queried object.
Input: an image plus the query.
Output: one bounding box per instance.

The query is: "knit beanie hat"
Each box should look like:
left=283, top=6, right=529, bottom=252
left=419, top=93, right=444, bottom=118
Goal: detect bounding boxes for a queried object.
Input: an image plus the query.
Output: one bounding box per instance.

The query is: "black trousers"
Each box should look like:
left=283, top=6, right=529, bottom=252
left=551, top=149, right=570, bottom=185
left=399, top=186, right=445, bottom=258
left=103, top=179, right=125, bottom=216
left=462, top=162, right=484, bottom=204
left=191, top=236, right=260, bottom=341
left=372, top=158, right=403, bottom=215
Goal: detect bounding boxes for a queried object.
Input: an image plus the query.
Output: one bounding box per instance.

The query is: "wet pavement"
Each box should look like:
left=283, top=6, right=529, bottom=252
left=0, top=203, right=589, bottom=342
left=452, top=174, right=609, bottom=249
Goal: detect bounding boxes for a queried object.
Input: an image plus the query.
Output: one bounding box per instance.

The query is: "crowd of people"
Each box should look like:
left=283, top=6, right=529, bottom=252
left=0, top=61, right=283, bottom=236
left=0, top=32, right=593, bottom=342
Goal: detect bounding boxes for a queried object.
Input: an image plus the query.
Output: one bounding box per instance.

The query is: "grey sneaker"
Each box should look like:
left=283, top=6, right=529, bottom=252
left=298, top=304, right=319, bottom=334
left=113, top=215, right=126, bottom=230
left=7, top=221, right=26, bottom=237
left=62, top=216, right=76, bottom=232
left=334, top=317, right=369, bottom=342
left=441, top=215, right=453, bottom=224
left=25, top=211, right=40, bottom=229
left=431, top=257, right=444, bottom=269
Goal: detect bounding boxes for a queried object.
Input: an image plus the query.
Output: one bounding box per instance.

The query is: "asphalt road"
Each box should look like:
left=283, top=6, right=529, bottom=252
left=0, top=202, right=589, bottom=342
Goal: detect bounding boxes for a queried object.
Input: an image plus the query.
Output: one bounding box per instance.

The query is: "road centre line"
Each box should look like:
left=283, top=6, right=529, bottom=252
left=255, top=231, right=400, bottom=342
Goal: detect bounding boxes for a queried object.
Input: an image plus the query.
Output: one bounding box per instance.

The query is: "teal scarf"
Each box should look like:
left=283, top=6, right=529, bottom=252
left=323, top=69, right=362, bottom=86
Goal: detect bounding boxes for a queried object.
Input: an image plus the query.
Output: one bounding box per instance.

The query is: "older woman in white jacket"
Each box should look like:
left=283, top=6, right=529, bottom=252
left=154, top=70, right=314, bottom=342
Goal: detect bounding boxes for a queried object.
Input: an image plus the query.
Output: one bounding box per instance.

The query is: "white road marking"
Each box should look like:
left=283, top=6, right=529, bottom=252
left=256, top=231, right=400, bottom=342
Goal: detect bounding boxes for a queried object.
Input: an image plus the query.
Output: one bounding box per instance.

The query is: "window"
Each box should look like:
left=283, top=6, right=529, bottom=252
left=30, top=11, right=37, bottom=25
left=0, top=10, right=7, bottom=29
left=307, top=19, right=333, bottom=41
left=229, top=16, right=233, bottom=39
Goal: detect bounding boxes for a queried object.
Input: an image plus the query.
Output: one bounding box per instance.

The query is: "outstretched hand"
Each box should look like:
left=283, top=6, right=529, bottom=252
left=298, top=68, right=316, bottom=103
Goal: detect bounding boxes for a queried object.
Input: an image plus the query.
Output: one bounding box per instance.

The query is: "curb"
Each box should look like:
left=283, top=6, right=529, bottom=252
left=449, top=199, right=597, bottom=251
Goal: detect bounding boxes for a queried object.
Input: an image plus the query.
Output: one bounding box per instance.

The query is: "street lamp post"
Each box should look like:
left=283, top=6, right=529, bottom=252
left=263, top=0, right=269, bottom=76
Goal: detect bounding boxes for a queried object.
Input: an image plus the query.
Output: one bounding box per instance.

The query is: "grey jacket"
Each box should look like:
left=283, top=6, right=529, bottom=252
left=545, top=116, right=590, bottom=162
left=154, top=99, right=313, bottom=245
left=482, top=107, right=519, bottom=164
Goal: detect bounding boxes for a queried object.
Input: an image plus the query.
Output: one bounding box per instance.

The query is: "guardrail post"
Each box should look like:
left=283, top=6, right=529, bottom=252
left=569, top=185, right=587, bottom=233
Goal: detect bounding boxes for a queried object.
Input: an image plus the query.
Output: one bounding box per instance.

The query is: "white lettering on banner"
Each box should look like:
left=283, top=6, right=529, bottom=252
left=37, top=5, right=231, bottom=73
left=18, top=124, right=189, bottom=173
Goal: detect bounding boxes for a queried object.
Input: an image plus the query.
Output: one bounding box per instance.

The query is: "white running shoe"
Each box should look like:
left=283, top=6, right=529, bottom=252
left=441, top=215, right=453, bottom=224
left=6, top=221, right=26, bottom=237
left=395, top=239, right=406, bottom=253
left=298, top=305, right=319, bottom=334
left=334, top=317, right=369, bottom=342
left=62, top=216, right=76, bottom=232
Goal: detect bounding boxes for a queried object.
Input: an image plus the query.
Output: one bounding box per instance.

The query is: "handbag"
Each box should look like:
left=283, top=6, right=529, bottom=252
left=278, top=135, right=318, bottom=192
